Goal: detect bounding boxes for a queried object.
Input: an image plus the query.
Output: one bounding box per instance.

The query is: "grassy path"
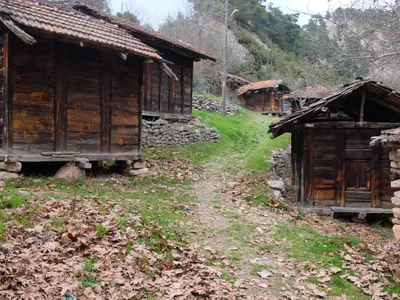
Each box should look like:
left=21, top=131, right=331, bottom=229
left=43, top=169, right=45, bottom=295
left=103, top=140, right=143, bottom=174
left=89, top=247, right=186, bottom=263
left=0, top=109, right=399, bottom=299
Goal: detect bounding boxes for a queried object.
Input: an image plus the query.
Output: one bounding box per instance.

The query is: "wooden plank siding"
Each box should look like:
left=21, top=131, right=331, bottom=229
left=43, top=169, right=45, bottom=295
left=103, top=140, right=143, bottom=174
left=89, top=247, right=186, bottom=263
left=4, top=34, right=141, bottom=161
left=241, top=91, right=284, bottom=113
left=143, top=54, right=194, bottom=116
left=299, top=124, right=397, bottom=209
left=0, top=31, right=5, bottom=152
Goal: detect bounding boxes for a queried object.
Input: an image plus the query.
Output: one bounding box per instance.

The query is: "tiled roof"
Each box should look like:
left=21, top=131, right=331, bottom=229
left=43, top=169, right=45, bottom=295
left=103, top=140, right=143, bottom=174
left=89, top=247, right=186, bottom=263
left=72, top=3, right=216, bottom=61
left=236, top=80, right=289, bottom=96
left=282, top=85, right=331, bottom=100
left=0, top=0, right=162, bottom=60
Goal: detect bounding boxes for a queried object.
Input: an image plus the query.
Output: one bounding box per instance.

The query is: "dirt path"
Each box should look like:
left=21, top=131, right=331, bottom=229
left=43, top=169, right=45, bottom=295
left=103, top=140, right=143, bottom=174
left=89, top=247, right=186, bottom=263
left=192, top=159, right=295, bottom=299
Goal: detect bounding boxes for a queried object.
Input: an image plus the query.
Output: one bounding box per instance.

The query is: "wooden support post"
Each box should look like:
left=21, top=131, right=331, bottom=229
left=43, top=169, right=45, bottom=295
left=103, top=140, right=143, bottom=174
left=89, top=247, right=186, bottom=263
left=359, top=87, right=366, bottom=122
left=3, top=33, right=12, bottom=153
left=169, top=76, right=176, bottom=114
left=138, top=60, right=144, bottom=153
left=190, top=62, right=194, bottom=115
left=100, top=53, right=112, bottom=153
left=180, top=64, right=184, bottom=115
left=54, top=45, right=68, bottom=152
left=158, top=67, right=162, bottom=113
left=336, top=128, right=346, bottom=206
left=371, top=144, right=381, bottom=207
left=145, top=63, right=152, bottom=112
left=305, top=129, right=314, bottom=203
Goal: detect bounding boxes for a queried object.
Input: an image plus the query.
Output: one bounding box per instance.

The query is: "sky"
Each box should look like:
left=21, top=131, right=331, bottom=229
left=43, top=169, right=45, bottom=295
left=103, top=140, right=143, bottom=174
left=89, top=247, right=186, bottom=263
left=110, top=0, right=346, bottom=29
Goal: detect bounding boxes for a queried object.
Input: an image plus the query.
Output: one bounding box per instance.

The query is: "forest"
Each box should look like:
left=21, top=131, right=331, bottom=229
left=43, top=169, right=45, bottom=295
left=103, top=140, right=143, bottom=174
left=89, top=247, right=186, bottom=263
left=76, top=0, right=400, bottom=91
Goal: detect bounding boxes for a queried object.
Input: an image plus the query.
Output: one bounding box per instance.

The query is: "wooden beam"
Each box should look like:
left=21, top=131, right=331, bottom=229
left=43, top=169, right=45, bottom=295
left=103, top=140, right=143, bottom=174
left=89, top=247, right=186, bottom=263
left=335, top=128, right=346, bottom=207
left=100, top=53, right=112, bottom=153
left=169, top=76, right=176, bottom=114
left=145, top=63, right=152, bottom=111
left=138, top=60, right=144, bottom=153
left=180, top=63, right=184, bottom=115
left=359, top=87, right=366, bottom=122
left=3, top=33, right=12, bottom=152
left=371, top=145, right=381, bottom=208
left=367, top=93, right=400, bottom=114
left=305, top=129, right=314, bottom=203
left=54, top=44, right=68, bottom=152
left=190, top=62, right=194, bottom=114
left=0, top=17, right=36, bottom=45
left=158, top=66, right=162, bottom=112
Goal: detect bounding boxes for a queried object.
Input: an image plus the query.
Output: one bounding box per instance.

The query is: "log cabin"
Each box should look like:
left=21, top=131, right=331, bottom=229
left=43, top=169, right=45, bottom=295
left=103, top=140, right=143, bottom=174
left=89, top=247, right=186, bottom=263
left=72, top=4, right=216, bottom=119
left=0, top=0, right=173, bottom=166
left=226, top=74, right=251, bottom=99
left=236, top=80, right=290, bottom=114
left=269, top=78, right=400, bottom=215
left=282, top=85, right=330, bottom=115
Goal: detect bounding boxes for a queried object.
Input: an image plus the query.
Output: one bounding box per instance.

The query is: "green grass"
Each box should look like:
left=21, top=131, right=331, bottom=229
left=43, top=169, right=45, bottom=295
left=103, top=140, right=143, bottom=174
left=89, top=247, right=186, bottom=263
left=96, top=224, right=108, bottom=238
left=145, top=109, right=290, bottom=170
left=0, top=195, right=27, bottom=209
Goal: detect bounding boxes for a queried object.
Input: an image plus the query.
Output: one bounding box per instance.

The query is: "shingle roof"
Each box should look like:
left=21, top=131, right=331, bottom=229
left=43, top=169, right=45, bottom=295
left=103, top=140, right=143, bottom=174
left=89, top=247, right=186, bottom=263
left=72, top=3, right=216, bottom=61
left=236, top=80, right=289, bottom=96
left=0, top=0, right=162, bottom=60
left=282, top=85, right=331, bottom=100
left=227, top=74, right=251, bottom=85
left=269, top=79, right=400, bottom=138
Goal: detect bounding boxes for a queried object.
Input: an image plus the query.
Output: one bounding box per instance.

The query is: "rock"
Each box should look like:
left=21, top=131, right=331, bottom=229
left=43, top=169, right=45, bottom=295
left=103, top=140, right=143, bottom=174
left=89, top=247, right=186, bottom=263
left=17, top=190, right=30, bottom=197
left=267, top=180, right=285, bottom=190
left=129, top=168, right=149, bottom=176
left=0, top=162, right=22, bottom=173
left=154, top=118, right=168, bottom=125
left=0, top=172, right=19, bottom=180
left=133, top=160, right=147, bottom=170
left=392, top=218, right=400, bottom=225
left=273, top=190, right=282, bottom=200
left=393, top=225, right=400, bottom=240
left=256, top=227, right=263, bottom=234
left=392, top=179, right=400, bottom=188
left=391, top=161, right=400, bottom=169
left=392, top=196, right=400, bottom=206
left=390, top=151, right=400, bottom=162
left=54, top=162, right=85, bottom=179
left=393, top=207, right=400, bottom=219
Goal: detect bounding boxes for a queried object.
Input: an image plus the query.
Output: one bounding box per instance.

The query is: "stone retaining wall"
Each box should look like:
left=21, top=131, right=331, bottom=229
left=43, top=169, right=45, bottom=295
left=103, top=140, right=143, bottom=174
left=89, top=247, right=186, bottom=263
left=142, top=117, right=220, bottom=147
left=192, top=96, right=239, bottom=116
left=390, top=150, right=400, bottom=238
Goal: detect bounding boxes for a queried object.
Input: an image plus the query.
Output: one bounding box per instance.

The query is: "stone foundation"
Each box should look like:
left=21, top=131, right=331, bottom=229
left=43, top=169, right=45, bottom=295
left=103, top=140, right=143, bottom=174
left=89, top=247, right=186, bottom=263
left=192, top=95, right=239, bottom=116
left=390, top=150, right=400, bottom=239
left=142, top=117, right=220, bottom=147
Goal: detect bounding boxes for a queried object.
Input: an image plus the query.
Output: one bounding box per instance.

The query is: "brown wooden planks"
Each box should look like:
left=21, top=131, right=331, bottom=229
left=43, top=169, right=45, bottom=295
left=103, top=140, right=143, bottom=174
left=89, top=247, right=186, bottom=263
left=67, top=45, right=101, bottom=153
left=11, top=36, right=55, bottom=153
left=0, top=31, right=5, bottom=152
left=111, top=55, right=140, bottom=153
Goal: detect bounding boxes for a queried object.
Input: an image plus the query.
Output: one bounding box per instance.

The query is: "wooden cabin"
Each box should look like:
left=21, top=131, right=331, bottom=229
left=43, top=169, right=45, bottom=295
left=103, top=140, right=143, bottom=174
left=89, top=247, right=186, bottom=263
left=0, top=0, right=170, bottom=164
left=269, top=79, right=400, bottom=214
left=73, top=4, right=216, bottom=119
left=236, top=80, right=290, bottom=114
left=282, top=85, right=330, bottom=115
left=227, top=74, right=251, bottom=99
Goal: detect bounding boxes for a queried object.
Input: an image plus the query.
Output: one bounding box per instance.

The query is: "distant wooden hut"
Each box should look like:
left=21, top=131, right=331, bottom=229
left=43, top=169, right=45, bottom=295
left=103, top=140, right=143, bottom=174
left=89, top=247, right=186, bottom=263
left=227, top=74, right=251, bottom=98
left=236, top=80, right=290, bottom=114
left=282, top=85, right=331, bottom=115
left=269, top=79, right=400, bottom=214
left=0, top=0, right=172, bottom=166
left=74, top=4, right=216, bottom=119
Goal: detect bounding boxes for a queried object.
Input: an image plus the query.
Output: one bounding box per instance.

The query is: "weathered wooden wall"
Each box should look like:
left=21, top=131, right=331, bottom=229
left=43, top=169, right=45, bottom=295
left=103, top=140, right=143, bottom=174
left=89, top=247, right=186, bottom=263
left=297, top=124, right=397, bottom=208
left=241, top=91, right=283, bottom=113
left=143, top=53, right=193, bottom=116
left=0, top=31, right=5, bottom=152
left=4, top=34, right=141, bottom=160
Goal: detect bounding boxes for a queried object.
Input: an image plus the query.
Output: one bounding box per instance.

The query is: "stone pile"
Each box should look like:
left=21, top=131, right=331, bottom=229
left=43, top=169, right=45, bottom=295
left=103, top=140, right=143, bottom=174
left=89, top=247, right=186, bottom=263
left=370, top=128, right=400, bottom=239
left=0, top=162, right=21, bottom=179
left=267, top=147, right=291, bottom=178
left=390, top=151, right=400, bottom=239
left=142, top=117, right=220, bottom=147
left=192, top=95, right=239, bottom=116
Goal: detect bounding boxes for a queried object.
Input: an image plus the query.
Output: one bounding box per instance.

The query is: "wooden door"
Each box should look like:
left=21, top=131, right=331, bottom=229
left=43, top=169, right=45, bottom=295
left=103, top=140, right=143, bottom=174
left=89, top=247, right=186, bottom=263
left=345, top=159, right=372, bottom=207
